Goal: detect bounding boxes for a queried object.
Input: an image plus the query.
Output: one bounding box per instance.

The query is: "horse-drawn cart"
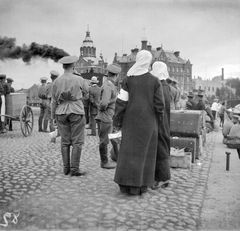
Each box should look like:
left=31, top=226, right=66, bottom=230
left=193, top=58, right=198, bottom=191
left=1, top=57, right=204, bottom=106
left=0, top=93, right=34, bottom=136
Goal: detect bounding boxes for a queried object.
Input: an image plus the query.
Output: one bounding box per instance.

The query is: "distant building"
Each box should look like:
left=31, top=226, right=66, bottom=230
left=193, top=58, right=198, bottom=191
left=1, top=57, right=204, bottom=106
left=113, top=38, right=193, bottom=93
left=74, top=29, right=108, bottom=84
left=193, top=68, right=235, bottom=96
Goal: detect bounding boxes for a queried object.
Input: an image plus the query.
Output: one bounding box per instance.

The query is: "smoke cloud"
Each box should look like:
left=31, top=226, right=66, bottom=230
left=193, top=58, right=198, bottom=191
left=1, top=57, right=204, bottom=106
left=0, top=36, right=69, bottom=63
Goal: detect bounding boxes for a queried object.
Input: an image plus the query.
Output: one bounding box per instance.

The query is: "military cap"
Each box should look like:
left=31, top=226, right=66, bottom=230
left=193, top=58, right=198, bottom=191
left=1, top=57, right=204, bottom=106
left=107, top=64, right=121, bottom=74
left=58, top=56, right=78, bottom=64
left=187, top=92, right=194, bottom=98
left=6, top=77, right=14, bottom=83
left=50, top=70, right=59, bottom=77
left=40, top=77, right=48, bottom=82
left=197, top=90, right=204, bottom=97
left=0, top=74, right=6, bottom=79
left=172, top=78, right=178, bottom=83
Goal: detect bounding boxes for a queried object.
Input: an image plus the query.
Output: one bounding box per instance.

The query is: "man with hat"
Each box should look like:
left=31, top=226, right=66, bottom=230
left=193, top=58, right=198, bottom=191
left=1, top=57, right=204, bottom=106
left=0, top=74, right=7, bottom=133
left=38, top=76, right=48, bottom=132
left=195, top=90, right=206, bottom=110
left=6, top=77, right=15, bottom=131
left=172, top=78, right=181, bottom=110
left=166, top=77, right=178, bottom=110
left=95, top=63, right=121, bottom=169
left=51, top=55, right=89, bottom=176
left=46, top=70, right=59, bottom=134
left=186, top=91, right=196, bottom=110
left=6, top=78, right=15, bottom=93
left=88, top=76, right=101, bottom=136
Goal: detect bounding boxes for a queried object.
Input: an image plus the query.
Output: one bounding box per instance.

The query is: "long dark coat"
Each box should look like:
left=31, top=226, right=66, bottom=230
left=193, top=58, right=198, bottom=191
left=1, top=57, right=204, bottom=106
left=155, top=79, right=171, bottom=182
left=113, top=73, right=165, bottom=187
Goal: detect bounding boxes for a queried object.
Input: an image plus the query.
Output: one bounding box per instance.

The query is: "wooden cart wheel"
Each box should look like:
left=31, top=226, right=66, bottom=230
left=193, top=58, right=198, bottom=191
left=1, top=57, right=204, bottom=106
left=20, top=105, right=34, bottom=137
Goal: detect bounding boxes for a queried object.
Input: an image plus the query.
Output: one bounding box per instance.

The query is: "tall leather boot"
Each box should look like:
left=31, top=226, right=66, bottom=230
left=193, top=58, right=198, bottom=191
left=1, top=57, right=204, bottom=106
left=70, top=145, right=86, bottom=176
left=100, top=144, right=116, bottom=169
left=110, top=139, right=119, bottom=162
left=38, top=117, right=43, bottom=132
left=61, top=146, right=70, bottom=175
left=43, top=119, right=48, bottom=132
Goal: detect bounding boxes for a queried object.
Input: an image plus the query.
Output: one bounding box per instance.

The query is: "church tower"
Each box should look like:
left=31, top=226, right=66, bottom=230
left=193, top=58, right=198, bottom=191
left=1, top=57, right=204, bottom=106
left=80, top=28, right=96, bottom=58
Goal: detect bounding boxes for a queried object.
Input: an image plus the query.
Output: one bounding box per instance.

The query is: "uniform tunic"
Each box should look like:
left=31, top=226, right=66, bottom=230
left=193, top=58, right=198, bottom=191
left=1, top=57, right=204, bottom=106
left=114, top=73, right=165, bottom=187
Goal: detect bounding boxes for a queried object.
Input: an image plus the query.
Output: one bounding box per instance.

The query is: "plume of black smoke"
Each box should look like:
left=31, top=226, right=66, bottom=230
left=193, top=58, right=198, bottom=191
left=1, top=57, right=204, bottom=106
left=0, top=36, right=69, bottom=63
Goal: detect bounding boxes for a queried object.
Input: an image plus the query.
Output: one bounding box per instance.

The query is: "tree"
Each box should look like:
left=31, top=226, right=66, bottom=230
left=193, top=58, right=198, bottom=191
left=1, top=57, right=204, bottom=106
left=226, top=78, right=240, bottom=98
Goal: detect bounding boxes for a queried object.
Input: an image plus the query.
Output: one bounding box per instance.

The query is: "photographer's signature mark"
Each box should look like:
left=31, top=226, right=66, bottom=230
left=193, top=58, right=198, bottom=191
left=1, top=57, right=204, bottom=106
left=0, top=211, right=20, bottom=227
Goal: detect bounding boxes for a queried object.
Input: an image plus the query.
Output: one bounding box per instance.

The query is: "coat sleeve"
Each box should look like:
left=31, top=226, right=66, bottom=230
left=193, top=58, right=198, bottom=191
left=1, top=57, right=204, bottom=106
left=99, top=84, right=112, bottom=111
left=154, top=80, right=165, bottom=116
left=113, top=79, right=128, bottom=130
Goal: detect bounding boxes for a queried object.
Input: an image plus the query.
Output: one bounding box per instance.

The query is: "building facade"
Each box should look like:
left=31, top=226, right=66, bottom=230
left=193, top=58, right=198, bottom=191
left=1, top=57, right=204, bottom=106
left=113, top=39, right=193, bottom=93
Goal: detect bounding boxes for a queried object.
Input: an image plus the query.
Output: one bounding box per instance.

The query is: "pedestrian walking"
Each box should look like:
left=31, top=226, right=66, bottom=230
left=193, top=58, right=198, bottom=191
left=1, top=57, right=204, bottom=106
left=51, top=55, right=88, bottom=176
left=88, top=76, right=101, bottom=136
left=38, top=77, right=49, bottom=132
left=150, top=61, right=171, bottom=189
left=218, top=101, right=226, bottom=127
left=211, top=99, right=219, bottom=120
left=113, top=50, right=165, bottom=195
left=95, top=64, right=121, bottom=169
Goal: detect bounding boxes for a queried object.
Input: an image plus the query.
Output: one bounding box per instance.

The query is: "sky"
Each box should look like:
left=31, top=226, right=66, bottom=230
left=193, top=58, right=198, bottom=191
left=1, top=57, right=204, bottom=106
left=0, top=0, right=240, bottom=89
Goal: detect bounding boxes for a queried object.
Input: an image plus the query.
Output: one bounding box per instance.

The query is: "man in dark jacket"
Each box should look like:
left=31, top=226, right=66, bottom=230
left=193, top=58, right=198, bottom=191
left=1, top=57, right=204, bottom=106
left=88, top=76, right=101, bottom=136
left=6, top=78, right=15, bottom=131
left=186, top=92, right=196, bottom=110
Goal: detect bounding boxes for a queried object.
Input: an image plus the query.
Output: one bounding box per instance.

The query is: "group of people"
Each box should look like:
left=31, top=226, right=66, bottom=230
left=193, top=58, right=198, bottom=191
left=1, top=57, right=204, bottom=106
left=0, top=74, right=15, bottom=133
left=47, top=50, right=173, bottom=195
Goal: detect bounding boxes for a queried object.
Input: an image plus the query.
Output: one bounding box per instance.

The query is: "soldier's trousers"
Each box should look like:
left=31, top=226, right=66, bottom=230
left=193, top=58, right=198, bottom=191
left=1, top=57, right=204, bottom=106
left=56, top=113, right=85, bottom=173
left=98, top=121, right=119, bottom=163
left=38, top=103, right=48, bottom=131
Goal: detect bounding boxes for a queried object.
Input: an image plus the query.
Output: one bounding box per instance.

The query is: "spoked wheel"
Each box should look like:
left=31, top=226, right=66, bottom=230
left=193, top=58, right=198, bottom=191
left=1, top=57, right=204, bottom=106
left=20, top=105, right=34, bottom=137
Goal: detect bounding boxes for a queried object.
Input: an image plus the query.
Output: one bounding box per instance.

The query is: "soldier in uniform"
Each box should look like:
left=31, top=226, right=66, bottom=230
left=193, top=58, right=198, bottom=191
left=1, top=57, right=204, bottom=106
left=186, top=91, right=196, bottom=110
left=95, top=64, right=121, bottom=169
left=88, top=76, right=101, bottom=136
left=38, top=77, right=48, bottom=132
left=6, top=78, right=15, bottom=131
left=46, top=70, right=59, bottom=133
left=195, top=90, right=206, bottom=110
left=51, top=55, right=88, bottom=176
left=172, top=78, right=181, bottom=110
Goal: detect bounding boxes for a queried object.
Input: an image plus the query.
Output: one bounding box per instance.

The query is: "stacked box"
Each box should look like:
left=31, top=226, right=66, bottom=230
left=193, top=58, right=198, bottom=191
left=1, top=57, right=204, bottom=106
left=170, top=152, right=192, bottom=169
left=170, top=137, right=197, bottom=163
left=170, top=110, right=203, bottom=138
left=170, top=110, right=206, bottom=160
left=6, top=93, right=27, bottom=117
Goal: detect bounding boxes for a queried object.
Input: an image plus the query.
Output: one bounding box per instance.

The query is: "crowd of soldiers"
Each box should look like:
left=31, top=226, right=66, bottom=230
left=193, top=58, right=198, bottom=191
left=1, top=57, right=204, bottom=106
left=1, top=51, right=224, bottom=195
left=0, top=74, right=15, bottom=133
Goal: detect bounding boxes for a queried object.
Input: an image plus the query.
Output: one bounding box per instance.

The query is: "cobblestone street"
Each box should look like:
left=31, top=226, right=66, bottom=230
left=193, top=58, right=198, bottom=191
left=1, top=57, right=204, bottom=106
left=0, top=117, right=216, bottom=231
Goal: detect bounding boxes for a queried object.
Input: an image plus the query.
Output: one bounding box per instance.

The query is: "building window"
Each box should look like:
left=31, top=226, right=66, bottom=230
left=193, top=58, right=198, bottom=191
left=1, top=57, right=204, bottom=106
left=212, top=87, right=214, bottom=92
left=208, top=87, right=210, bottom=91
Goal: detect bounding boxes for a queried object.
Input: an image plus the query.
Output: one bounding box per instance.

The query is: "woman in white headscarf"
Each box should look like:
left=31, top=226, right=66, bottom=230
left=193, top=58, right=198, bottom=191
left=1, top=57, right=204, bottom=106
left=113, top=50, right=165, bottom=195
left=150, top=61, right=171, bottom=189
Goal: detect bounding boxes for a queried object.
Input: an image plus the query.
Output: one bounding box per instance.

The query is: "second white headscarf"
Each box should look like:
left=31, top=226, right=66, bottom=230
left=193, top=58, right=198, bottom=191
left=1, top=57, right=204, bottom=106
left=127, top=50, right=152, bottom=76
left=150, top=61, right=169, bottom=80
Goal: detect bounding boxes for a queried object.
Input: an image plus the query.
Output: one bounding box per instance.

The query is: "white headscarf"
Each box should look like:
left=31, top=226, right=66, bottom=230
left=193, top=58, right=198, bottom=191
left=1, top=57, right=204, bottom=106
left=127, top=50, right=152, bottom=76
left=150, top=61, right=169, bottom=80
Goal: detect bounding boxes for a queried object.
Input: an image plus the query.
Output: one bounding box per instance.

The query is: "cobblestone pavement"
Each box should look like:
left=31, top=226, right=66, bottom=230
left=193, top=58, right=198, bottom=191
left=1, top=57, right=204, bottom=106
left=0, top=118, right=216, bottom=231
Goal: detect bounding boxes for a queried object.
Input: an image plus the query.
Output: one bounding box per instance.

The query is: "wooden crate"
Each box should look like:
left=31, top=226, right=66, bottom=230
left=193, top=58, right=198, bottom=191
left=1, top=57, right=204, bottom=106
left=6, top=93, right=27, bottom=117
left=170, top=110, right=204, bottom=138
left=170, top=152, right=192, bottom=169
